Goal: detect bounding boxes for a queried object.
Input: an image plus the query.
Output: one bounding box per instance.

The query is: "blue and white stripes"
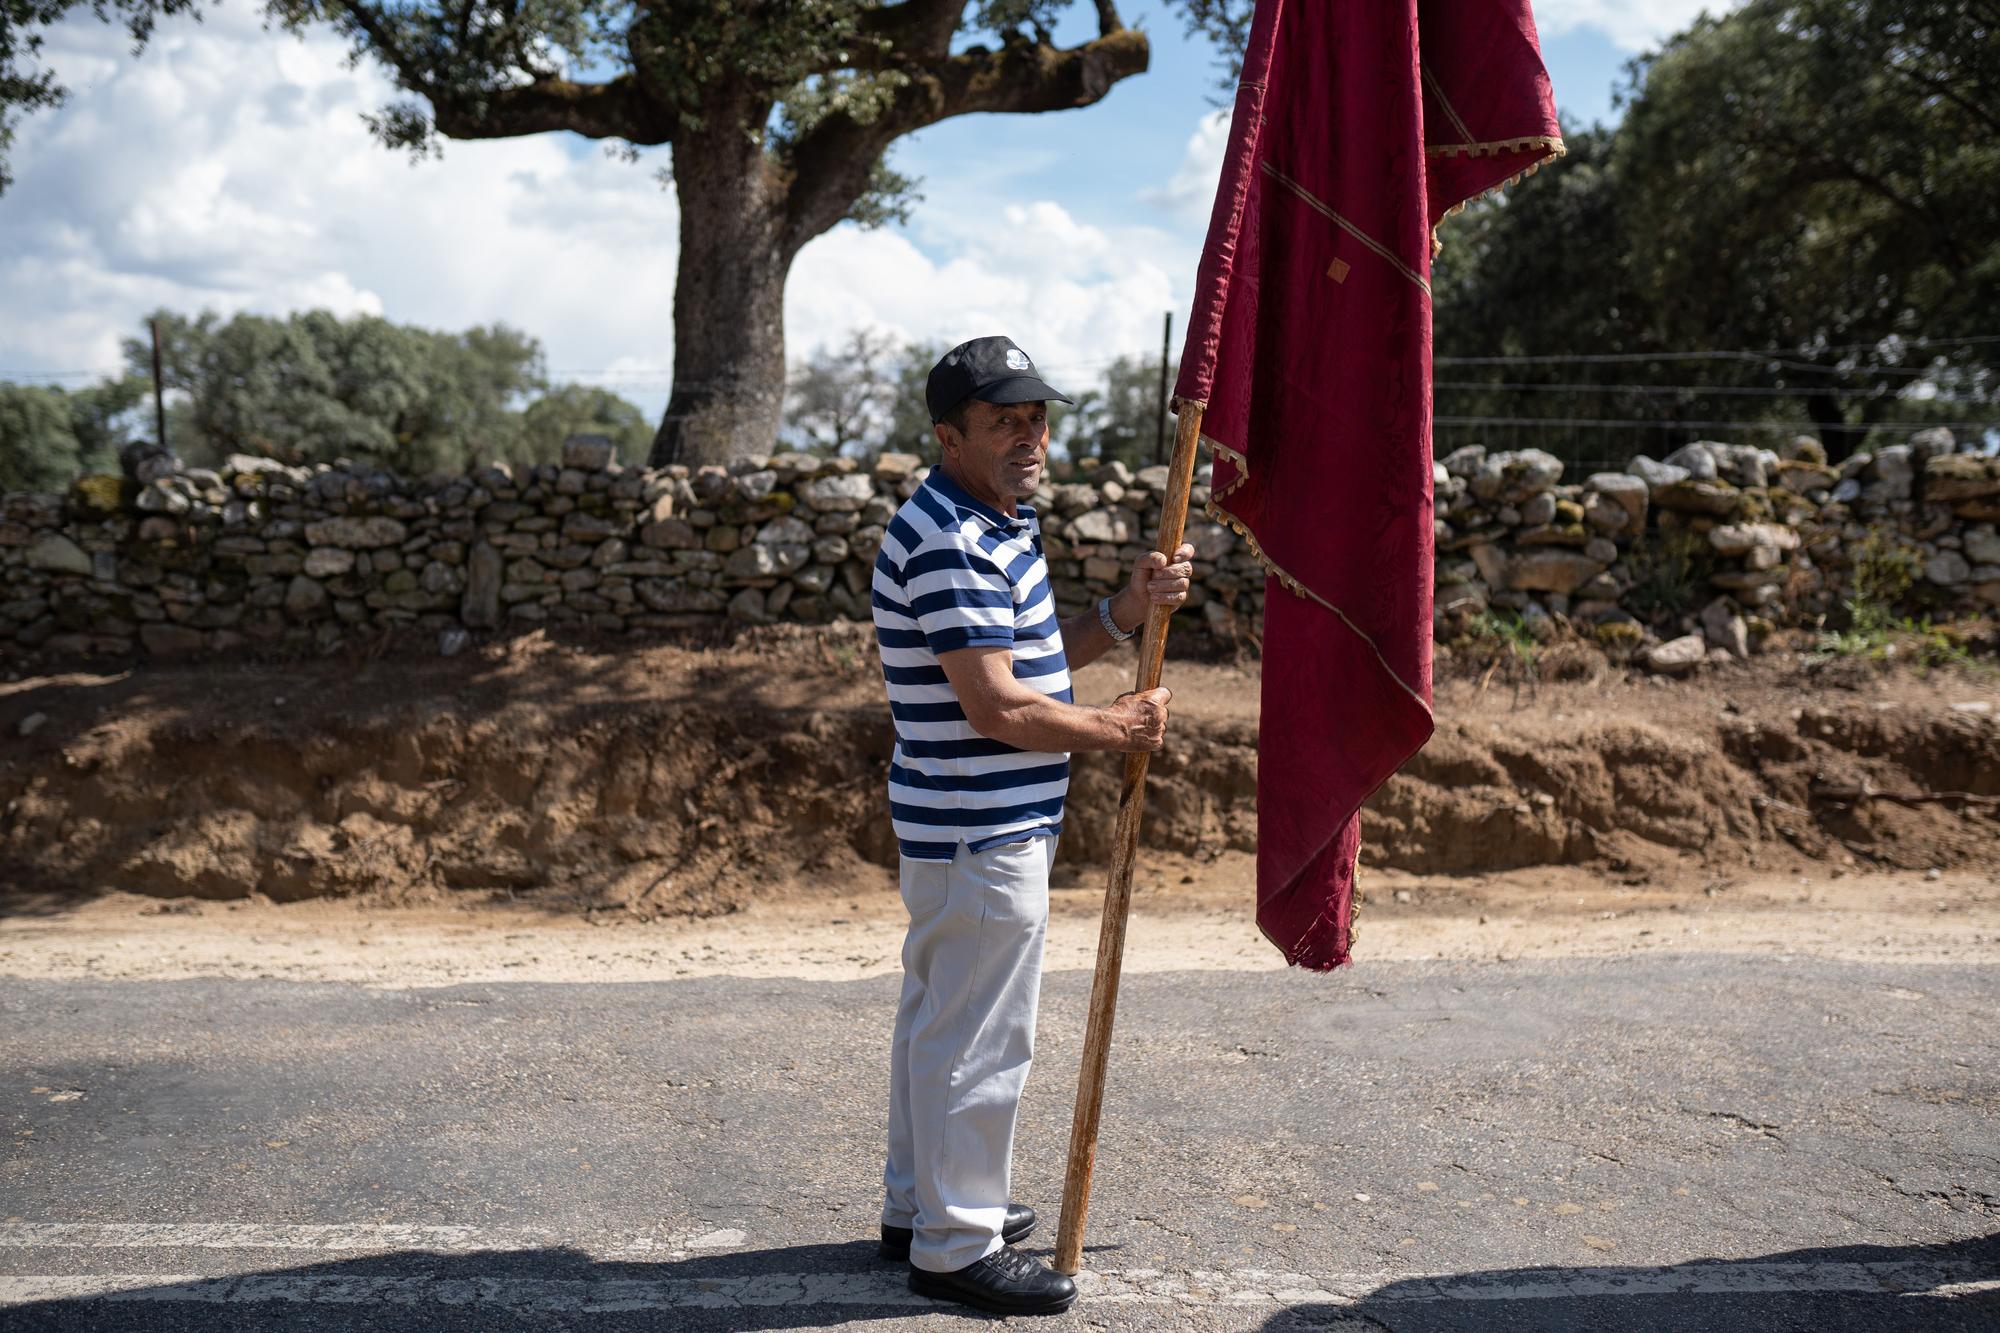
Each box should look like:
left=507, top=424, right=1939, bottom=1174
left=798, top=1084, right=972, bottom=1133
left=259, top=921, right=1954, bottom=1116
left=871, top=469, right=1074, bottom=862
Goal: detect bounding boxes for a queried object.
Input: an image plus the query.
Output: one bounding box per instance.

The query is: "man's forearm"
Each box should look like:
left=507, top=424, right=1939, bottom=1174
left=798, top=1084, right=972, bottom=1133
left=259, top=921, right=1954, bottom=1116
left=979, top=688, right=1134, bottom=753
left=1060, top=588, right=1144, bottom=673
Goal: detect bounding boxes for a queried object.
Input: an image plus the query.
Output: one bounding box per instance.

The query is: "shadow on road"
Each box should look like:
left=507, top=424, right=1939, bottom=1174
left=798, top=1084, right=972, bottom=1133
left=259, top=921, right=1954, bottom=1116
left=1263, top=1233, right=2000, bottom=1332
left=3, top=1239, right=938, bottom=1331
left=5, top=1233, right=1996, bottom=1330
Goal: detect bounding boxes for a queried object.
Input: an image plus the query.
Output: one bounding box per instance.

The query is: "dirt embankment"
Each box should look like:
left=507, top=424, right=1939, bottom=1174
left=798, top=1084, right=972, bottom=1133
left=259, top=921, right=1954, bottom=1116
left=1, top=625, right=1996, bottom=914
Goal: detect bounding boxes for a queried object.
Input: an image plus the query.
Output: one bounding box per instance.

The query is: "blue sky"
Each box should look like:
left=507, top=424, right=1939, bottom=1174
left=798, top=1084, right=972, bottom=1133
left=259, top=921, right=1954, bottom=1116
left=0, top=1, right=1721, bottom=417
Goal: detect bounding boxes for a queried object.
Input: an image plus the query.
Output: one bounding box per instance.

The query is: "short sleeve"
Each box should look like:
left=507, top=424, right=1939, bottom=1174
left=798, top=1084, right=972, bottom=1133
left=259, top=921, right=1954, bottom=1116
left=903, top=530, right=1016, bottom=655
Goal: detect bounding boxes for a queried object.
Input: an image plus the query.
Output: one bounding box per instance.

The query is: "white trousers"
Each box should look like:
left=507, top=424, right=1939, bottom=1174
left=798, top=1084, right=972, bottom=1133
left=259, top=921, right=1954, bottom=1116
left=881, top=834, right=1054, bottom=1273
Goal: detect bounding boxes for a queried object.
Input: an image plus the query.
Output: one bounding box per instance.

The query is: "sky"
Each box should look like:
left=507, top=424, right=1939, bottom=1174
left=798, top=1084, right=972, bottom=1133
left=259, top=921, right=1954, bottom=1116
left=0, top=0, right=1729, bottom=421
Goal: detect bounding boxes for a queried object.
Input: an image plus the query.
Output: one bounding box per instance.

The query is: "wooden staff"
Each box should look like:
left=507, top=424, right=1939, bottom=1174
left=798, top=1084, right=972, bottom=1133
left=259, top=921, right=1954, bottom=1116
left=1054, top=398, right=1206, bottom=1275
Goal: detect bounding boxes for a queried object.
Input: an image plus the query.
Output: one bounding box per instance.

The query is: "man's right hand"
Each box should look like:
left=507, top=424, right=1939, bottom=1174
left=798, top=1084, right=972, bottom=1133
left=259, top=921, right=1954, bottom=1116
left=1106, top=687, right=1172, bottom=752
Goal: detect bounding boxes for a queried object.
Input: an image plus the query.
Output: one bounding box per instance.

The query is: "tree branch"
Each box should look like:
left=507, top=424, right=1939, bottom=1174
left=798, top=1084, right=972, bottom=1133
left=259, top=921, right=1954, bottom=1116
left=430, top=75, right=678, bottom=143
left=782, top=25, right=1148, bottom=249
left=845, top=0, right=968, bottom=70
left=1884, top=59, right=2000, bottom=138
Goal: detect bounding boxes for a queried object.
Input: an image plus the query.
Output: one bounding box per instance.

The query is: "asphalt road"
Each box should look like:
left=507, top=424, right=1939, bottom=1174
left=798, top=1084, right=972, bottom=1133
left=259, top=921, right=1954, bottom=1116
left=2, top=955, right=1996, bottom=1330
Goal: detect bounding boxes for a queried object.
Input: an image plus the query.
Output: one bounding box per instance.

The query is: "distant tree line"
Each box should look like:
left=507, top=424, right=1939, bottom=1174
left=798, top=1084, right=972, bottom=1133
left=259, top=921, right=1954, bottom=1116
left=0, top=309, right=653, bottom=490
left=781, top=330, right=1174, bottom=469
left=0, top=311, right=1174, bottom=490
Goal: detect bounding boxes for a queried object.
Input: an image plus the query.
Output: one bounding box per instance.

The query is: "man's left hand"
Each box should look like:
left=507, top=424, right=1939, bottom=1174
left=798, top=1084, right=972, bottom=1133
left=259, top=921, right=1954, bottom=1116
left=1115, top=543, right=1196, bottom=630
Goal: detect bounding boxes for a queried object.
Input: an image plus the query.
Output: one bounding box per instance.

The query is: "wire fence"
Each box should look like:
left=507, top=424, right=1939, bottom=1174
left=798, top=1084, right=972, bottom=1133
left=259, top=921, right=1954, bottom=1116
left=11, top=336, right=1997, bottom=473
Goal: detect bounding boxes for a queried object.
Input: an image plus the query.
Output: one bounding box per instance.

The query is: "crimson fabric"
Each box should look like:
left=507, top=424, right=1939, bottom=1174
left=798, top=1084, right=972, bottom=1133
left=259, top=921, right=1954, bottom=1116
left=1175, top=0, right=1561, bottom=969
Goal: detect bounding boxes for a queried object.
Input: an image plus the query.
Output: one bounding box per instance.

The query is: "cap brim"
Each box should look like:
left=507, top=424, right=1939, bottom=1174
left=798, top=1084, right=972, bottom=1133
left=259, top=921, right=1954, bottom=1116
left=973, top=376, right=1074, bottom=407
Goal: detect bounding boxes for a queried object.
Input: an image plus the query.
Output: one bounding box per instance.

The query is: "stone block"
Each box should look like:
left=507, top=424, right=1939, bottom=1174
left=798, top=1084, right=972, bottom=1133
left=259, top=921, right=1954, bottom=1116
left=1071, top=509, right=1133, bottom=544
left=1653, top=479, right=1740, bottom=515
left=24, top=533, right=90, bottom=575
left=1469, top=449, right=1563, bottom=504
left=303, top=516, right=407, bottom=548
left=562, top=434, right=616, bottom=471
left=798, top=473, right=875, bottom=512
left=1924, top=453, right=2000, bottom=502
left=1645, top=633, right=1707, bottom=674
left=1503, top=549, right=1608, bottom=595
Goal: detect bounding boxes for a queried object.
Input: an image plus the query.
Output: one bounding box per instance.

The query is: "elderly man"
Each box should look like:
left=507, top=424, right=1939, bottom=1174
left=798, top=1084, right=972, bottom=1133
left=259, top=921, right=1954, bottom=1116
left=870, top=335, right=1195, bottom=1315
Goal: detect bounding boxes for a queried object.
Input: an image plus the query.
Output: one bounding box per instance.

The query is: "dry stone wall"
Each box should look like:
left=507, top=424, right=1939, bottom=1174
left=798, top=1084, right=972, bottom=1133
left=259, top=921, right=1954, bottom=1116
left=2, top=429, right=1996, bottom=667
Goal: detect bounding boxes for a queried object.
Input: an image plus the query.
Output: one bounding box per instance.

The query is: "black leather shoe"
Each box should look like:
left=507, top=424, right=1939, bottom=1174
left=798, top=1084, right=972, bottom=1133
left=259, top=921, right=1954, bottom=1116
left=879, top=1203, right=1035, bottom=1261
left=907, top=1243, right=1077, bottom=1315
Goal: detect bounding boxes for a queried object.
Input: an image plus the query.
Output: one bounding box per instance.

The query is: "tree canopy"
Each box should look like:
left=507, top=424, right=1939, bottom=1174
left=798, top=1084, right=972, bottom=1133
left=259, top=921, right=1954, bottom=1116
left=0, top=375, right=145, bottom=490
left=1433, top=0, right=2000, bottom=465
left=127, top=309, right=548, bottom=475
left=1056, top=351, right=1174, bottom=468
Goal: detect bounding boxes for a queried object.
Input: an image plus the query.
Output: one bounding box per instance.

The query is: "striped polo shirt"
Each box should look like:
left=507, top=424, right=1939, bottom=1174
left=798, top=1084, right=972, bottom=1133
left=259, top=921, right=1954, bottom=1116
left=871, top=467, right=1074, bottom=862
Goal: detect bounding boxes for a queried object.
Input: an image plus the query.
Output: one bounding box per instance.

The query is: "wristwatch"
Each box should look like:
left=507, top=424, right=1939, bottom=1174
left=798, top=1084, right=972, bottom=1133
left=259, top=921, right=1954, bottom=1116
left=1098, top=594, right=1135, bottom=643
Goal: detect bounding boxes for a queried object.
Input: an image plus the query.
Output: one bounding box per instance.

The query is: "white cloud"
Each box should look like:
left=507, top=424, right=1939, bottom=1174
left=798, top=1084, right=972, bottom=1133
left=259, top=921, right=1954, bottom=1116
left=1, top=5, right=682, bottom=405
left=787, top=201, right=1179, bottom=390
left=1534, top=0, right=1736, bottom=52
left=24, top=1, right=1662, bottom=428
left=1139, top=109, right=1231, bottom=229
left=1, top=4, right=1194, bottom=424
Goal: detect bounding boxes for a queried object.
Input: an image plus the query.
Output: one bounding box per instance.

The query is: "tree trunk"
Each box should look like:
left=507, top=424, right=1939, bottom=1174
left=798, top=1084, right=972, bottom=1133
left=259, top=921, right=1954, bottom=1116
left=648, top=113, right=790, bottom=468
left=1804, top=390, right=1853, bottom=462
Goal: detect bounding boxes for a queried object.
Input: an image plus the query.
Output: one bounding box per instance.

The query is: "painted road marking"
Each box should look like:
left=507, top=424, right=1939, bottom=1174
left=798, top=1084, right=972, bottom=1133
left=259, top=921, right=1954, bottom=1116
left=0, top=1223, right=739, bottom=1258
left=0, top=1225, right=1994, bottom=1311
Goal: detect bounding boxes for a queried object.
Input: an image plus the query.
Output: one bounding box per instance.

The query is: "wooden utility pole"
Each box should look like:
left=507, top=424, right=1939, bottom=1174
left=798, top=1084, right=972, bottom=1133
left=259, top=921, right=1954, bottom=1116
left=149, top=319, right=168, bottom=451
left=1054, top=397, right=1204, bottom=1275
left=1153, top=312, right=1172, bottom=465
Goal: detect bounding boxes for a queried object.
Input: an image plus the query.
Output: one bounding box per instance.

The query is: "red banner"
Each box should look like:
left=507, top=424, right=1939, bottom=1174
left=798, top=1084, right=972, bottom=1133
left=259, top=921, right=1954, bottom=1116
left=1176, top=0, right=1563, bottom=968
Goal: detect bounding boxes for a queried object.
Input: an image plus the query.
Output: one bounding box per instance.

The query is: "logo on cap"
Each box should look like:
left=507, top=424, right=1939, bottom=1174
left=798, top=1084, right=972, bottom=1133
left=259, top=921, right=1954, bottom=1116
left=1005, top=348, right=1032, bottom=371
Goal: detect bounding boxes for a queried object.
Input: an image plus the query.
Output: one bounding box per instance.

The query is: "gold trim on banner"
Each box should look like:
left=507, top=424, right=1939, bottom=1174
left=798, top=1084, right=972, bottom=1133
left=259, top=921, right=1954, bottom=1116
left=1200, top=431, right=1447, bottom=963
left=1430, top=138, right=1568, bottom=255
left=1426, top=134, right=1568, bottom=159
left=1199, top=434, right=1430, bottom=714
left=1260, top=161, right=1432, bottom=297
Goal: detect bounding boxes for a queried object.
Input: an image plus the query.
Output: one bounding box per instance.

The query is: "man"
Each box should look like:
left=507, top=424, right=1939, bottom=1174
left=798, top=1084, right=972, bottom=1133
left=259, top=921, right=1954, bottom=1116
left=870, top=335, right=1196, bottom=1315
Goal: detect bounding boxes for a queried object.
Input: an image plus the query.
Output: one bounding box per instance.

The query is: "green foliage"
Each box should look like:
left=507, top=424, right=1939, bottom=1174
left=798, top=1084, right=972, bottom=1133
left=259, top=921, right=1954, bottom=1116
left=1846, top=529, right=1921, bottom=619
left=1807, top=531, right=1984, bottom=670
left=1466, top=608, right=1542, bottom=667
left=1433, top=0, right=2000, bottom=466
left=1058, top=353, right=1175, bottom=468
left=1623, top=527, right=1716, bottom=621
left=126, top=308, right=547, bottom=475
left=782, top=328, right=901, bottom=458
left=520, top=384, right=651, bottom=465
left=1169, top=0, right=1256, bottom=89
left=1815, top=613, right=1982, bottom=672
left=883, top=339, right=945, bottom=458
left=0, top=376, right=146, bottom=489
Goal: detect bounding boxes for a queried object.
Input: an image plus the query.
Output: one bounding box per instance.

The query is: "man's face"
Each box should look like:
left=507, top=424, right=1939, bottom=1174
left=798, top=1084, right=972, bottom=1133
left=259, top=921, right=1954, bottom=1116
left=937, top=397, right=1049, bottom=508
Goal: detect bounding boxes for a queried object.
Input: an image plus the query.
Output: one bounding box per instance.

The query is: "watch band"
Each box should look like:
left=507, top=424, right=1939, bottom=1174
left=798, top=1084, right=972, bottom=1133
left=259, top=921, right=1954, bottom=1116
left=1098, top=595, right=1134, bottom=642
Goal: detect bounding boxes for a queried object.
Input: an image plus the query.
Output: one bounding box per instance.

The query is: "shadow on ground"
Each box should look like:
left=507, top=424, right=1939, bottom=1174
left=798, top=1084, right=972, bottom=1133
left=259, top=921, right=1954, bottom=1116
left=1264, top=1233, right=2000, bottom=1333
left=5, top=1234, right=1996, bottom=1331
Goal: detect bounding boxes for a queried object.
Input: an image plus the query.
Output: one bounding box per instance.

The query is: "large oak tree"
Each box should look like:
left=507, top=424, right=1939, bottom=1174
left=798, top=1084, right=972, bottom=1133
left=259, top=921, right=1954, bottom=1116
left=269, top=0, right=1159, bottom=465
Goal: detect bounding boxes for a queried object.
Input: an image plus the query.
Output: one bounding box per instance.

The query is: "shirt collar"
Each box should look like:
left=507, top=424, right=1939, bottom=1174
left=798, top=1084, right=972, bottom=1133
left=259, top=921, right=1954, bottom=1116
left=925, top=466, right=1034, bottom=532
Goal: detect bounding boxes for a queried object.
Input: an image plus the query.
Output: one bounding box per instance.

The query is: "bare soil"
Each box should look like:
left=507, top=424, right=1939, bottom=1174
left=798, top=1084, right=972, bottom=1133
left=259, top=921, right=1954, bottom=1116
left=1, top=624, right=1996, bottom=935
left=1, top=867, right=1993, bottom=985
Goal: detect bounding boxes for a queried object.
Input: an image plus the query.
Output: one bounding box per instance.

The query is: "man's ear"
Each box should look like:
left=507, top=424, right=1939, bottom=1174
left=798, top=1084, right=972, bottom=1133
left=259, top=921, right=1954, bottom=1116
left=932, top=421, right=958, bottom=456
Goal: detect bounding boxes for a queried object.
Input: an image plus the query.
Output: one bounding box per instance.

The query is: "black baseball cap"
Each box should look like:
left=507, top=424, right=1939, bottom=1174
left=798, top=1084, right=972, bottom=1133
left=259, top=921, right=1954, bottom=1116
left=926, top=335, right=1074, bottom=424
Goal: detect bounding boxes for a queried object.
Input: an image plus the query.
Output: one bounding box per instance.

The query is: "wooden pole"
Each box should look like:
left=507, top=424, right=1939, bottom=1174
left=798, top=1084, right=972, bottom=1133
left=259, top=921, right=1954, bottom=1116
left=149, top=319, right=168, bottom=452
left=1054, top=398, right=1205, bottom=1276
left=1153, top=312, right=1172, bottom=466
